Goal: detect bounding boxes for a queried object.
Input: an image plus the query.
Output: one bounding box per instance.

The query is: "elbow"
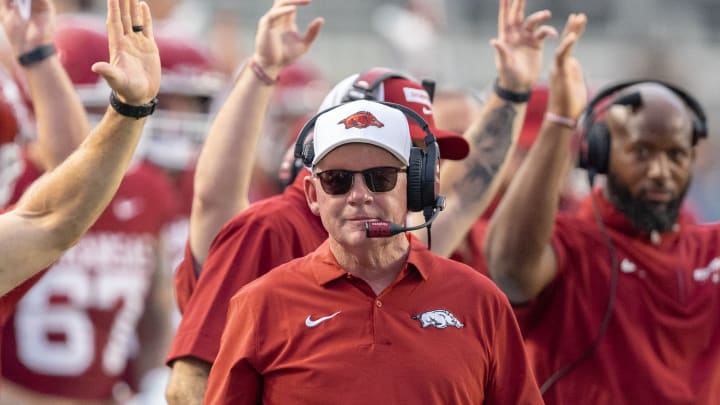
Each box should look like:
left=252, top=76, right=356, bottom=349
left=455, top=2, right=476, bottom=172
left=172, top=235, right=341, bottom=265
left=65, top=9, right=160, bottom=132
left=43, top=215, right=86, bottom=252
left=484, top=231, right=543, bottom=303
left=165, top=380, right=185, bottom=405
left=192, top=185, right=248, bottom=221
left=165, top=358, right=210, bottom=405
left=488, top=263, right=539, bottom=304
left=165, top=375, right=200, bottom=405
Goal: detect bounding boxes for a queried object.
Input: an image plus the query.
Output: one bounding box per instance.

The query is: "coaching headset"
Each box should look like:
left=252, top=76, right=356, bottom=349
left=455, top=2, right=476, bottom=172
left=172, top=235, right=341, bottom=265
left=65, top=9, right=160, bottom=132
left=293, top=100, right=444, bottom=239
left=577, top=79, right=707, bottom=182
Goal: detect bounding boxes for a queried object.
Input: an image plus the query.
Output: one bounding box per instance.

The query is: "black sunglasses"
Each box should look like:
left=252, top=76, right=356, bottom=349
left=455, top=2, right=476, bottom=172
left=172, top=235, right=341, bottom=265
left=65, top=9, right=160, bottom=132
left=314, top=166, right=407, bottom=195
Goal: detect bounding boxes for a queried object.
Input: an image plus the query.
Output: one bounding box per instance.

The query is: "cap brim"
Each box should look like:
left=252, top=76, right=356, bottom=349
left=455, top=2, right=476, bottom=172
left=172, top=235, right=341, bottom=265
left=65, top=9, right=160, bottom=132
left=408, top=124, right=469, bottom=160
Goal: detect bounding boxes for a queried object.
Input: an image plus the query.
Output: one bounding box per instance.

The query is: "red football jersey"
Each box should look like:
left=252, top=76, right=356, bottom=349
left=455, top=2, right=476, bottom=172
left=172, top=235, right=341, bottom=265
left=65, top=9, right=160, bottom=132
left=517, top=189, right=720, bottom=404
left=0, top=159, right=180, bottom=400
left=0, top=206, right=46, bottom=378
left=206, top=236, right=543, bottom=404
left=0, top=143, right=22, bottom=208
left=168, top=172, right=327, bottom=364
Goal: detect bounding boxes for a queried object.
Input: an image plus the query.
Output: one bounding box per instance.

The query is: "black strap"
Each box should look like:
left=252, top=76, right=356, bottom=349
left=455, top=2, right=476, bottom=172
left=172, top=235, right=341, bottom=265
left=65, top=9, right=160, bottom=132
left=18, top=44, right=56, bottom=67
left=109, top=92, right=158, bottom=119
left=493, top=79, right=531, bottom=103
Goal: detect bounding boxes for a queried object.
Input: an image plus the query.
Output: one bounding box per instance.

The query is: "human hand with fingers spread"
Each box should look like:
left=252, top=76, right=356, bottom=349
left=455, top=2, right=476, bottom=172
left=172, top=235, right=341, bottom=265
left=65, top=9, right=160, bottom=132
left=0, top=0, right=55, bottom=56
left=548, top=13, right=588, bottom=121
left=91, top=0, right=160, bottom=106
left=491, top=0, right=558, bottom=92
left=252, top=0, right=324, bottom=80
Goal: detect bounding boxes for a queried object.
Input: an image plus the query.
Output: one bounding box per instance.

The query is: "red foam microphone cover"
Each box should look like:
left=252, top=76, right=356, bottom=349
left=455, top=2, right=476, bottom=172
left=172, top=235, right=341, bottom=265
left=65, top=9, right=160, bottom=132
left=365, top=221, right=392, bottom=238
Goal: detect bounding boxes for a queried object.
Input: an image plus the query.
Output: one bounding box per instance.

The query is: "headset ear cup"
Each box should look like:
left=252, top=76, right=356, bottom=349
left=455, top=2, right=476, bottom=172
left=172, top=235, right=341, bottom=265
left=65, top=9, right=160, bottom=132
left=406, top=148, right=424, bottom=212
left=585, top=122, right=611, bottom=175
left=421, top=145, right=440, bottom=209
left=302, top=143, right=315, bottom=167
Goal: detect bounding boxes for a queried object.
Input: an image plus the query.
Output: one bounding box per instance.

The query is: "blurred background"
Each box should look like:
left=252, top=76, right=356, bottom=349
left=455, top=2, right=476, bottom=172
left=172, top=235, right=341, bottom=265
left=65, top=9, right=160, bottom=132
left=47, top=0, right=720, bottom=221
left=74, top=0, right=718, bottom=221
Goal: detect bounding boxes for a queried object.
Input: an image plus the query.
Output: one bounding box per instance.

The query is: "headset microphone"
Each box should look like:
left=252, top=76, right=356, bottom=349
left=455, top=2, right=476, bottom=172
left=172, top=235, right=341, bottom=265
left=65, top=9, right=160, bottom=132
left=365, top=196, right=445, bottom=238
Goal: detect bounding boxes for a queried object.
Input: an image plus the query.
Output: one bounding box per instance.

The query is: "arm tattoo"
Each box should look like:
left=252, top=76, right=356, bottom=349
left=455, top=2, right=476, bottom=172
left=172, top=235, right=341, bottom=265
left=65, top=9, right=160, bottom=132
left=452, top=103, right=516, bottom=200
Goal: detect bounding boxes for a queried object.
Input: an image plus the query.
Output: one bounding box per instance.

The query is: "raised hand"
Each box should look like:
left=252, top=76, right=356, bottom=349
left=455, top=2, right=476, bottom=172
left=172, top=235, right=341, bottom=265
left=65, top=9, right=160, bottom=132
left=253, top=0, right=324, bottom=77
left=548, top=13, right=587, bottom=120
left=0, top=0, right=55, bottom=55
left=91, top=0, right=160, bottom=106
left=491, top=0, right=558, bottom=91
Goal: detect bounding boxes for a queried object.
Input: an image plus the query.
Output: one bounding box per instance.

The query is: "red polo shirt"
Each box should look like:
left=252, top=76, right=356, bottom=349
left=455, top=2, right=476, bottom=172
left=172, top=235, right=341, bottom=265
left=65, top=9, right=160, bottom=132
left=517, top=189, right=720, bottom=404
left=168, top=172, right=328, bottom=364
left=205, top=235, right=542, bottom=405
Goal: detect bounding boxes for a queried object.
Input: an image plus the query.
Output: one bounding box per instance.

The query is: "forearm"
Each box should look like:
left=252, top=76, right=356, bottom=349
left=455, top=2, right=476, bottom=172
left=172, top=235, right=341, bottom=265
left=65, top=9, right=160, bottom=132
left=189, top=62, right=277, bottom=265
left=24, top=52, right=89, bottom=170
left=0, top=108, right=146, bottom=287
left=166, top=357, right=211, bottom=405
left=485, top=120, right=573, bottom=297
left=417, top=94, right=524, bottom=256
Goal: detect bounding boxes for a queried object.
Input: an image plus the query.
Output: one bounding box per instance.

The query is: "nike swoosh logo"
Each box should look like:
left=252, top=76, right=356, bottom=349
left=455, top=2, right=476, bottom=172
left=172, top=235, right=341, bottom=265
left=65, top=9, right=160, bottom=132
left=305, top=311, right=341, bottom=328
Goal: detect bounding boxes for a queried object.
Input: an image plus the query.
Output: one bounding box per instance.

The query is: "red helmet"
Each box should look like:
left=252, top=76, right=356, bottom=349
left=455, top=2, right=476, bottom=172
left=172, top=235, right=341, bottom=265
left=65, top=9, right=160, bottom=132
left=0, top=67, right=33, bottom=146
left=54, top=15, right=111, bottom=109
left=0, top=67, right=32, bottom=206
left=155, top=34, right=224, bottom=99
left=270, top=61, right=327, bottom=117
left=139, top=33, right=225, bottom=171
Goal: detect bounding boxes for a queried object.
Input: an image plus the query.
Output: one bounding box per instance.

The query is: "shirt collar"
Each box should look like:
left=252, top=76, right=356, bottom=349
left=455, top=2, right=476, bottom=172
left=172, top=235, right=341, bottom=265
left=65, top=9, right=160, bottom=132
left=311, top=234, right=433, bottom=286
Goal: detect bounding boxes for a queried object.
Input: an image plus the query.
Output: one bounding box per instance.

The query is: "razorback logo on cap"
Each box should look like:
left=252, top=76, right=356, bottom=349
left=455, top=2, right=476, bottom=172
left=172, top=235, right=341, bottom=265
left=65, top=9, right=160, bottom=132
left=337, top=111, right=384, bottom=130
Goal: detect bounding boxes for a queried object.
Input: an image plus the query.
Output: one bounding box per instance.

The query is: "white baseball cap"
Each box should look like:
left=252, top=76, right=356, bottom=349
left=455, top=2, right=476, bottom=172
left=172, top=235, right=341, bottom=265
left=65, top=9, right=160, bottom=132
left=317, top=70, right=470, bottom=160
left=312, top=100, right=412, bottom=167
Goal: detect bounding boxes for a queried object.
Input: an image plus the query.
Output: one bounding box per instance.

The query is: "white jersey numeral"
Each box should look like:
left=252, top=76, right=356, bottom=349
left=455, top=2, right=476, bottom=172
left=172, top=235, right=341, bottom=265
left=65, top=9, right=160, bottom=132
left=14, top=265, right=148, bottom=376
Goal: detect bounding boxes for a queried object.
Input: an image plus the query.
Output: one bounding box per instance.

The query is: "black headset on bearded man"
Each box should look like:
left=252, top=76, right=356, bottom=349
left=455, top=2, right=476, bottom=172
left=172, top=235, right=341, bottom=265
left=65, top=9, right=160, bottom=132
left=578, top=79, right=707, bottom=178
left=293, top=101, right=440, bottom=214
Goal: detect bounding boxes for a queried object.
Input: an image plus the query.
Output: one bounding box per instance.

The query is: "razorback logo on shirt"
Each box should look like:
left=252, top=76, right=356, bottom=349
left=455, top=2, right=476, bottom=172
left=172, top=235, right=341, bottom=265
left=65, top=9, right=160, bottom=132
left=412, top=309, right=464, bottom=329
left=337, top=111, right=384, bottom=129
left=693, top=258, right=720, bottom=284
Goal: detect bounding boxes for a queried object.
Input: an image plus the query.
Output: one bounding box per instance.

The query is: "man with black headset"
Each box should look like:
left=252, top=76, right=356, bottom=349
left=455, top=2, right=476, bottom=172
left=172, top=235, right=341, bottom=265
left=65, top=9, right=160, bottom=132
left=484, top=11, right=720, bottom=405
left=204, top=99, right=542, bottom=404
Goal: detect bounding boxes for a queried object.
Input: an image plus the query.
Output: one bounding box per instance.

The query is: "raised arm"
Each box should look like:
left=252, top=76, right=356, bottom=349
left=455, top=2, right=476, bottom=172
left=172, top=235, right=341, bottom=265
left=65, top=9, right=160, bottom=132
left=189, top=0, right=323, bottom=266
left=484, top=13, right=587, bottom=303
left=0, top=0, right=161, bottom=295
left=419, top=0, right=557, bottom=256
left=0, top=0, right=88, bottom=170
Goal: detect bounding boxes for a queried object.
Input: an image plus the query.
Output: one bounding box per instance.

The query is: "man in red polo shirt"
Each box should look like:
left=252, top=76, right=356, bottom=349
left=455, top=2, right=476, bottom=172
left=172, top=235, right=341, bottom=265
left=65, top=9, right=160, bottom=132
left=205, top=99, right=542, bottom=404
left=166, top=0, right=559, bottom=401
left=485, top=12, right=720, bottom=404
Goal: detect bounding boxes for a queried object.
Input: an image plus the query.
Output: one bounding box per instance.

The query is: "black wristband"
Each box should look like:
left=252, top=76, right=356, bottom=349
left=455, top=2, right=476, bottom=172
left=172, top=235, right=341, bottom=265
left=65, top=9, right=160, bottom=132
left=109, top=92, right=158, bottom=119
left=493, top=79, right=532, bottom=103
left=18, top=44, right=56, bottom=67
